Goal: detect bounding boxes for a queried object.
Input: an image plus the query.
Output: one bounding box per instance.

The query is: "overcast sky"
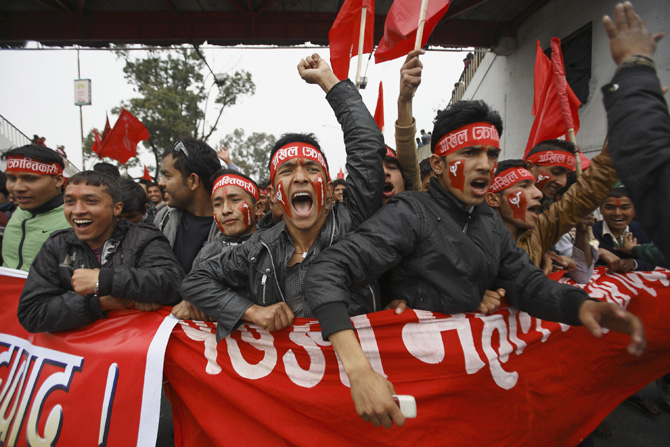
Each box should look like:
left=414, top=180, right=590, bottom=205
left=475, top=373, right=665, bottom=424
left=0, top=44, right=468, bottom=179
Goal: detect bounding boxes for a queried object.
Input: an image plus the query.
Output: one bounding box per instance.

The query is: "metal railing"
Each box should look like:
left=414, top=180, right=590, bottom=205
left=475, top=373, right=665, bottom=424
left=449, top=49, right=487, bottom=105
left=0, top=114, right=31, bottom=149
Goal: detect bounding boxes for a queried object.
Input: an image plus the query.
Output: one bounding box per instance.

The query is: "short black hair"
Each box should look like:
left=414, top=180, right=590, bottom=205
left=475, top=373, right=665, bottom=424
left=92, top=162, right=121, bottom=178
left=608, top=185, right=630, bottom=199
left=119, top=179, right=148, bottom=214
left=0, top=172, right=8, bottom=196
left=525, top=139, right=576, bottom=159
left=163, top=136, right=220, bottom=193
left=431, top=100, right=503, bottom=154
left=209, top=168, right=259, bottom=204
left=495, top=159, right=527, bottom=176
left=268, top=133, right=329, bottom=176
left=67, top=170, right=122, bottom=203
left=1, top=144, right=65, bottom=170
left=333, top=178, right=346, bottom=187
left=419, top=158, right=433, bottom=179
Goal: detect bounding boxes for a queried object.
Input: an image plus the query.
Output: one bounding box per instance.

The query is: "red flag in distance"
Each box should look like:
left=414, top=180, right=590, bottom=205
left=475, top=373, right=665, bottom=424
left=374, top=81, right=384, bottom=132
left=97, top=109, right=150, bottom=165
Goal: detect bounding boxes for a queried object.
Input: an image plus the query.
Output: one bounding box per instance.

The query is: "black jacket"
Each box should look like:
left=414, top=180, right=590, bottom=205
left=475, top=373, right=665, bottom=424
left=603, top=63, right=670, bottom=260
left=305, top=177, right=590, bottom=339
left=181, top=78, right=386, bottom=340
left=18, top=219, right=184, bottom=333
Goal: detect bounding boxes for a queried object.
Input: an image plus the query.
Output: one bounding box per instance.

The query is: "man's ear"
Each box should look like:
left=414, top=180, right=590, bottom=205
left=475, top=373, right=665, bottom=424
left=525, top=160, right=535, bottom=171
left=54, top=174, right=65, bottom=189
left=112, top=201, right=124, bottom=217
left=326, top=179, right=334, bottom=199
left=254, top=200, right=264, bottom=214
left=485, top=191, right=501, bottom=209
left=429, top=154, right=444, bottom=174
left=188, top=173, right=201, bottom=191
left=267, top=185, right=277, bottom=205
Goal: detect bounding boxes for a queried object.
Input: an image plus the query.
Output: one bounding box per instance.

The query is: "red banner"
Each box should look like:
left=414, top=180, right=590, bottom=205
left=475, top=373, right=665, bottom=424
left=0, top=268, right=176, bottom=447
left=165, top=268, right=670, bottom=447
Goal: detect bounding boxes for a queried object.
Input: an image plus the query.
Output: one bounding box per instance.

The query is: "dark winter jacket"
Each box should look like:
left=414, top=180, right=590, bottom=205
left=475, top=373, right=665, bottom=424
left=181, top=78, right=386, bottom=340
left=603, top=63, right=670, bottom=260
left=593, top=219, right=655, bottom=271
left=18, top=219, right=184, bottom=333
left=305, top=177, right=591, bottom=339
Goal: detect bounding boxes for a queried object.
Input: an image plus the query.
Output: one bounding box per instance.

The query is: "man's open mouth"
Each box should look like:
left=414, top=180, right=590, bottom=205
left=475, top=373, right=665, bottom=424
left=470, top=178, right=490, bottom=196
left=73, top=219, right=93, bottom=229
left=292, top=192, right=313, bottom=217
left=528, top=204, right=541, bottom=218
left=382, top=182, right=395, bottom=198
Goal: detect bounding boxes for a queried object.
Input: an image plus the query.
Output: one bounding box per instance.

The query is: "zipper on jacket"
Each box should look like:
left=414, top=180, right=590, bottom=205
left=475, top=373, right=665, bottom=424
left=462, top=209, right=473, bottom=234
left=16, top=213, right=37, bottom=270
left=368, top=284, right=377, bottom=312
left=260, top=241, right=286, bottom=302
left=261, top=275, right=267, bottom=304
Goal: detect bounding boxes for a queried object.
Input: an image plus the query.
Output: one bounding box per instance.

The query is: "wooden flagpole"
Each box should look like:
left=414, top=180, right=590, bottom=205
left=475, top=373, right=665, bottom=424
left=355, top=6, right=367, bottom=90
left=566, top=128, right=582, bottom=176
left=414, top=0, right=430, bottom=50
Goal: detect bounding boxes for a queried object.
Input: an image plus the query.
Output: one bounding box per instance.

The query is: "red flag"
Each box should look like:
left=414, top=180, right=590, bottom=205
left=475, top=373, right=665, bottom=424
left=551, top=38, right=576, bottom=131
left=374, top=0, right=451, bottom=64
left=532, top=40, right=551, bottom=116
left=329, top=0, right=375, bottom=81
left=337, top=167, right=345, bottom=179
left=102, top=113, right=112, bottom=141
left=91, top=129, right=103, bottom=157
left=142, top=165, right=153, bottom=181
left=373, top=81, right=384, bottom=132
left=97, top=109, right=150, bottom=165
left=524, top=38, right=581, bottom=157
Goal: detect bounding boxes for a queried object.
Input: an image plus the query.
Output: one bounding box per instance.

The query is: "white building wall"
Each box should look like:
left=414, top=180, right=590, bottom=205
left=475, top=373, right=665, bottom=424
left=462, top=0, right=669, bottom=160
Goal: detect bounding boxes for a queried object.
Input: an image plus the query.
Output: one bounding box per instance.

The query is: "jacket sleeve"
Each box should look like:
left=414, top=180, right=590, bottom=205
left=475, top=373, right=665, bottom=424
left=519, top=152, right=618, bottom=266
left=395, top=118, right=422, bottom=191
left=633, top=244, right=668, bottom=269
left=99, top=230, right=185, bottom=305
left=327, top=79, right=386, bottom=226
left=603, top=64, right=670, bottom=261
left=305, top=196, right=422, bottom=339
left=496, top=219, right=589, bottom=326
left=18, top=239, right=105, bottom=333
left=180, top=241, right=255, bottom=338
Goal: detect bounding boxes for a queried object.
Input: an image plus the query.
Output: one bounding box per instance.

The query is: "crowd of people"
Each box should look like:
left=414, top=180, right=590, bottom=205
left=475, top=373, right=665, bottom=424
left=0, top=1, right=668, bottom=443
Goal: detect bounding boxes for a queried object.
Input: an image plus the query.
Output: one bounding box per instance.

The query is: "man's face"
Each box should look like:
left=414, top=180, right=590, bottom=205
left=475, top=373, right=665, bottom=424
left=269, top=158, right=333, bottom=232
left=333, top=184, right=346, bottom=202
left=64, top=182, right=122, bottom=249
left=119, top=208, right=146, bottom=224
left=495, top=180, right=543, bottom=230
left=147, top=185, right=163, bottom=205
left=5, top=172, right=64, bottom=211
left=421, top=172, right=436, bottom=191
left=212, top=184, right=258, bottom=238
left=382, top=160, right=405, bottom=205
left=526, top=162, right=570, bottom=200
left=432, top=145, right=500, bottom=207
left=601, top=196, right=635, bottom=233
left=159, top=154, right=193, bottom=210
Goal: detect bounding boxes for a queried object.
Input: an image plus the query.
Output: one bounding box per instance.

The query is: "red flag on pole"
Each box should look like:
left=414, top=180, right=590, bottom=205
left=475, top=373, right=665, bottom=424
left=374, top=81, right=384, bottom=132
left=329, top=0, right=375, bottom=81
left=524, top=39, right=581, bottom=157
left=374, top=0, right=451, bottom=64
left=337, top=167, right=345, bottom=179
left=91, top=129, right=103, bottom=158
left=102, top=114, right=112, bottom=141
left=97, top=109, right=150, bottom=165
left=142, top=165, right=153, bottom=181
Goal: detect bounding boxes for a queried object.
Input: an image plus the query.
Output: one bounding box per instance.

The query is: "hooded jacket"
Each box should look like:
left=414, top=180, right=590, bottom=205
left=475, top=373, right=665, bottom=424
left=18, top=219, right=184, bottom=333
left=305, top=177, right=590, bottom=339
left=181, top=78, right=386, bottom=340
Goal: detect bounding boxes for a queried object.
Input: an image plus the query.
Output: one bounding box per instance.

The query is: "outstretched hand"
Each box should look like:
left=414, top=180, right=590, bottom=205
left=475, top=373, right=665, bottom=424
left=297, top=53, right=340, bottom=93
left=349, top=367, right=406, bottom=429
left=602, top=2, right=664, bottom=65
left=579, top=300, right=646, bottom=356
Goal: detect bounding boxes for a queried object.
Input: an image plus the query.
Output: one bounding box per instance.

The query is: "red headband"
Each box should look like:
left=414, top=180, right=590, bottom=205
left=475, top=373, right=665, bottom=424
left=212, top=174, right=259, bottom=201
left=525, top=150, right=576, bottom=171
left=270, top=143, right=329, bottom=183
left=489, top=167, right=536, bottom=193
left=6, top=156, right=63, bottom=176
left=434, top=122, right=500, bottom=157
left=385, top=147, right=397, bottom=158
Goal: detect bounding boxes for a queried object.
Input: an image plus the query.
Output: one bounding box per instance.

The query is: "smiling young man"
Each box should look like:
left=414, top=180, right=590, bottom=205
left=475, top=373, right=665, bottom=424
left=524, top=139, right=578, bottom=204
left=18, top=171, right=184, bottom=333
left=303, top=99, right=646, bottom=429
left=180, top=53, right=385, bottom=340
left=2, top=144, right=70, bottom=271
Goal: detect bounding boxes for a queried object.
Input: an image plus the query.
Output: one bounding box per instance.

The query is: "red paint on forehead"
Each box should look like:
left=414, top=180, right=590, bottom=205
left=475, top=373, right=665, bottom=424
left=614, top=199, right=621, bottom=207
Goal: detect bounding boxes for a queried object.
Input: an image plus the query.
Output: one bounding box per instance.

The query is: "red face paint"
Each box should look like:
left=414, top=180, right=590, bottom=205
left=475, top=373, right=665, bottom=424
left=614, top=199, right=621, bottom=208
left=489, top=162, right=498, bottom=181
left=213, top=213, right=226, bottom=235
left=311, top=174, right=326, bottom=214
left=536, top=171, right=552, bottom=191
left=448, top=159, right=466, bottom=192
left=237, top=201, right=253, bottom=229
left=275, top=181, right=292, bottom=219
left=506, top=189, right=528, bottom=221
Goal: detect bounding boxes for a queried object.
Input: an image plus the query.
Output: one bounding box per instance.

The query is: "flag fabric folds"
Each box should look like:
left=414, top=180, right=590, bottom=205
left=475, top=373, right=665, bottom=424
left=374, top=0, right=451, bottom=64
left=97, top=109, right=150, bottom=165
left=102, top=114, right=112, bottom=141
left=91, top=128, right=103, bottom=157
left=374, top=81, right=384, bottom=132
left=329, top=0, right=375, bottom=81
left=525, top=38, right=581, bottom=157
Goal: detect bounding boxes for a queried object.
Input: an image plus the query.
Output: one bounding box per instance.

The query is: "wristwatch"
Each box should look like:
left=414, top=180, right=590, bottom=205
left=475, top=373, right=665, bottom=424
left=93, top=278, right=99, bottom=295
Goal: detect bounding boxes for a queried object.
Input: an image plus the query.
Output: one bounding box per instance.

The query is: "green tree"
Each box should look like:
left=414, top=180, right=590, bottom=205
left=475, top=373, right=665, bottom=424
left=220, top=129, right=276, bottom=183
left=112, top=48, right=255, bottom=178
